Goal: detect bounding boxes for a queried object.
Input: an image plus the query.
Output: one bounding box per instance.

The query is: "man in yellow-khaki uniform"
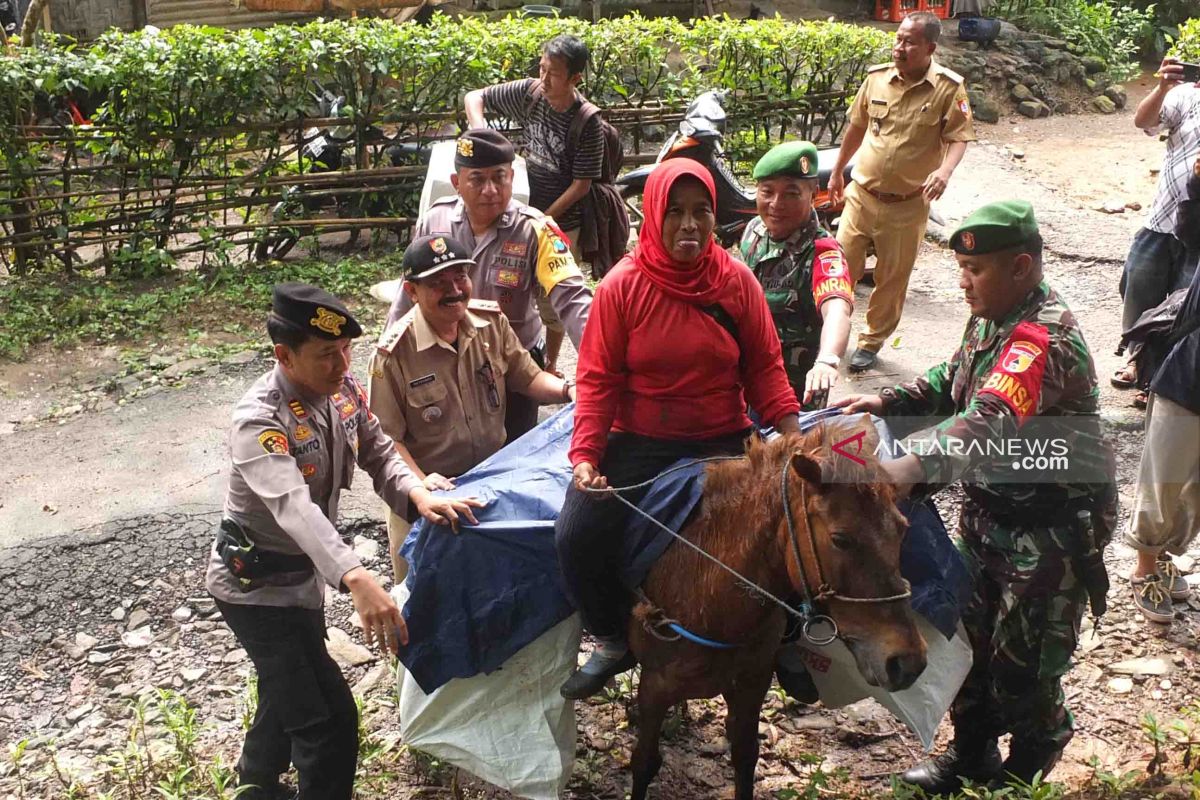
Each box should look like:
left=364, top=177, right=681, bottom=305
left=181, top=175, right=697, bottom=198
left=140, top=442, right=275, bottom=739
left=828, top=10, right=977, bottom=373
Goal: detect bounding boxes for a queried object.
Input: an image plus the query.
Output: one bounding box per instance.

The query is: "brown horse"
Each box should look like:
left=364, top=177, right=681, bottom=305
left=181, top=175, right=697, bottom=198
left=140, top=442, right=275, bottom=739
left=625, top=421, right=928, bottom=800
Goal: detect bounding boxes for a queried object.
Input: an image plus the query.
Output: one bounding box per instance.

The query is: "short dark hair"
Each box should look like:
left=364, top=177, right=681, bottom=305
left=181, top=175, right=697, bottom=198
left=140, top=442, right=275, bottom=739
left=543, top=35, right=589, bottom=77
left=999, top=233, right=1044, bottom=270
left=906, top=12, right=942, bottom=45
left=267, top=311, right=313, bottom=351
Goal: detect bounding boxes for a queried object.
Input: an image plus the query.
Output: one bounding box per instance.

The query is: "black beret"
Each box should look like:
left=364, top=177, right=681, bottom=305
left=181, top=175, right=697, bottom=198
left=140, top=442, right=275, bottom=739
left=454, top=128, right=515, bottom=169
left=403, top=234, right=476, bottom=280
left=271, top=282, right=362, bottom=340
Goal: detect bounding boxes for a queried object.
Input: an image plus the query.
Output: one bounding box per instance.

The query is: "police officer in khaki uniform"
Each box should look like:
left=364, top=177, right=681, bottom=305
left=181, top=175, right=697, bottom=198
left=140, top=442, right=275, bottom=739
left=828, top=11, right=976, bottom=373
left=369, top=235, right=576, bottom=582
left=206, top=283, right=481, bottom=800
left=386, top=129, right=592, bottom=441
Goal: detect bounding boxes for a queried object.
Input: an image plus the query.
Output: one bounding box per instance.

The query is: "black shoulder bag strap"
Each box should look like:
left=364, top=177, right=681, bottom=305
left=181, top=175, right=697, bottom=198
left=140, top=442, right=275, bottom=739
left=699, top=303, right=745, bottom=372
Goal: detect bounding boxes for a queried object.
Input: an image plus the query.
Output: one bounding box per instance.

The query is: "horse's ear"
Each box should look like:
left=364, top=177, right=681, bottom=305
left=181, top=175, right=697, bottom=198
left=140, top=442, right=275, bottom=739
left=789, top=451, right=823, bottom=487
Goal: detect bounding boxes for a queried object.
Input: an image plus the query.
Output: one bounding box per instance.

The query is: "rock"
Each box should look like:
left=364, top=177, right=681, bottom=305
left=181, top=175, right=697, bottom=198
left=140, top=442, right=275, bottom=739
left=1109, top=657, right=1171, bottom=677
left=1091, top=95, right=1117, bottom=114
left=180, top=667, right=207, bottom=684
left=1099, top=199, right=1127, bottom=214
left=325, top=627, right=375, bottom=668
left=1084, top=78, right=1098, bottom=91
left=222, top=648, right=247, bottom=664
left=1107, top=676, right=1134, bottom=694
left=699, top=738, right=729, bottom=756
left=1017, top=100, right=1049, bottom=119
left=1125, top=201, right=1142, bottom=211
left=352, top=536, right=380, bottom=562
left=171, top=606, right=193, bottom=623
left=1011, top=148, right=1025, bottom=160
left=65, top=704, right=94, bottom=724
left=160, top=357, right=213, bottom=380
left=109, top=606, right=126, bottom=622
left=121, top=628, right=153, bottom=649
left=1160, top=679, right=1172, bottom=690
left=1103, top=85, right=1127, bottom=109
left=75, top=632, right=99, bottom=652
left=126, top=608, right=152, bottom=631
left=352, top=662, right=391, bottom=697
left=1011, top=83, right=1034, bottom=101
left=1081, top=56, right=1106, bottom=75
left=87, top=651, right=112, bottom=665
left=225, top=350, right=259, bottom=365
left=970, top=96, right=1001, bottom=124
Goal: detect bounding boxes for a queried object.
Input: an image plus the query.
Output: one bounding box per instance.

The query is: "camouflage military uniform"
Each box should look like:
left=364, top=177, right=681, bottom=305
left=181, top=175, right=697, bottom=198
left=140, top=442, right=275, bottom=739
left=881, top=280, right=1116, bottom=753
left=739, top=215, right=853, bottom=393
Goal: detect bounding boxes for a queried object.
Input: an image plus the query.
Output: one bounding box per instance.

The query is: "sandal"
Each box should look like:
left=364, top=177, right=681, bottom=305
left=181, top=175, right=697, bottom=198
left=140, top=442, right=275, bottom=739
left=1132, top=390, right=1149, bottom=410
left=1157, top=557, right=1192, bottom=601
left=1111, top=365, right=1137, bottom=389
left=1131, top=574, right=1174, bottom=624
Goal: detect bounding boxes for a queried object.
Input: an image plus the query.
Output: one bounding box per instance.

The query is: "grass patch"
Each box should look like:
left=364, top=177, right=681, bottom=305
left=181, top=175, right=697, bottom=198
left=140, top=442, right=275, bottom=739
left=0, top=255, right=400, bottom=361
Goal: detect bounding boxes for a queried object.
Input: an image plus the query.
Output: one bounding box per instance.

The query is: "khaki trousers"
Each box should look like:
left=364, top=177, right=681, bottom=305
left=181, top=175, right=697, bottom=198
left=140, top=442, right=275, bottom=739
left=836, top=182, right=930, bottom=353
left=386, top=509, right=412, bottom=585
left=1126, top=394, right=1200, bottom=555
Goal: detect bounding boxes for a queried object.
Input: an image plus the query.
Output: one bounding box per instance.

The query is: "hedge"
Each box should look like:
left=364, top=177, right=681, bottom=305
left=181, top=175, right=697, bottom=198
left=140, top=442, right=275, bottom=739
left=0, top=15, right=890, bottom=276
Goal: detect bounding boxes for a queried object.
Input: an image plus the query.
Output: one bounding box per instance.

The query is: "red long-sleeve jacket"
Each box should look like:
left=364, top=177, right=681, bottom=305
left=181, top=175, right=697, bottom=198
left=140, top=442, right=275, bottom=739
left=569, top=256, right=801, bottom=468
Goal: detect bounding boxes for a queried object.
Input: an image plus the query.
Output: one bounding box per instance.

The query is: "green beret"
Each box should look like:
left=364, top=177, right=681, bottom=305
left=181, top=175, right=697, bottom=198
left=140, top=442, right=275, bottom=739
left=752, top=141, right=820, bottom=181
left=950, top=200, right=1040, bottom=255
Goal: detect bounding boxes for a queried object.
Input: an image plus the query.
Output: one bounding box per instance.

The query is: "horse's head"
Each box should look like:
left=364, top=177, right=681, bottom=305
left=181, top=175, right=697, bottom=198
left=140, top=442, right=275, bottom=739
left=772, top=420, right=927, bottom=692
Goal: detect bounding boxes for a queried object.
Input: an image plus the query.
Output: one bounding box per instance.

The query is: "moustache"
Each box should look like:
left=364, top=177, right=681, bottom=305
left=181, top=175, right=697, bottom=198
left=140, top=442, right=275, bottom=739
left=439, top=295, right=467, bottom=306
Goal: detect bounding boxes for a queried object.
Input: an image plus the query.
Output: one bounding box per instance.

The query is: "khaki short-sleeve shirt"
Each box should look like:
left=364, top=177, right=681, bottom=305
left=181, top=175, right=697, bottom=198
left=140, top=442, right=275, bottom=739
left=367, top=299, right=543, bottom=477
left=848, top=60, right=977, bottom=195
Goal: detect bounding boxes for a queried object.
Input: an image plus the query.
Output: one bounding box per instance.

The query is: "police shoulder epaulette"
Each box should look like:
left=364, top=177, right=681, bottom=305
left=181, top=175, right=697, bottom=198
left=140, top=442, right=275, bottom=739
left=517, top=203, right=546, bottom=221
left=468, top=299, right=502, bottom=314
left=376, top=313, right=416, bottom=354
left=867, top=62, right=891, bottom=73
left=430, top=195, right=458, bottom=207
left=938, top=65, right=966, bottom=84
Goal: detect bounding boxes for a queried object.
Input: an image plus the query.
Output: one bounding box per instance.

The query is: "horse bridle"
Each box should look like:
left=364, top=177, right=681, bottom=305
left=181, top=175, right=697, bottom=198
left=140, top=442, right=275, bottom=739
left=779, top=453, right=913, bottom=646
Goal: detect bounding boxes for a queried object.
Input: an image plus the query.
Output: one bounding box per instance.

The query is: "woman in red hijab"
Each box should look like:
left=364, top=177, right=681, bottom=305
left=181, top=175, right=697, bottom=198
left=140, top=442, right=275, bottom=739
left=556, top=159, right=802, bottom=699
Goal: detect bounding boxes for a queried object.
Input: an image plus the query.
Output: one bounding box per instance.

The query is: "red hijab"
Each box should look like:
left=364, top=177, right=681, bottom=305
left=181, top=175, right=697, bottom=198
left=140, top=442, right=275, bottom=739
left=633, top=159, right=739, bottom=306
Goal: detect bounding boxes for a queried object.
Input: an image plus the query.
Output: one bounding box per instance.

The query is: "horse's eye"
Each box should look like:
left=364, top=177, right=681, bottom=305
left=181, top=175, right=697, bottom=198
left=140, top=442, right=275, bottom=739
left=831, top=532, right=855, bottom=550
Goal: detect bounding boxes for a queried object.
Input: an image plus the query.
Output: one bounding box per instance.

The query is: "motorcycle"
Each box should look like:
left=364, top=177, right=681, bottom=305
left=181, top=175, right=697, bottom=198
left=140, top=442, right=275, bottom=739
left=615, top=90, right=854, bottom=248
left=256, top=83, right=426, bottom=261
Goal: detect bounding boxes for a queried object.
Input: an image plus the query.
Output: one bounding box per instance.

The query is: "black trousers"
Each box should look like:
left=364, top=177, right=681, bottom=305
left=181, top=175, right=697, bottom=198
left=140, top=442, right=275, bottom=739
left=554, top=429, right=750, bottom=637
left=215, top=599, right=358, bottom=799
left=504, top=343, right=546, bottom=442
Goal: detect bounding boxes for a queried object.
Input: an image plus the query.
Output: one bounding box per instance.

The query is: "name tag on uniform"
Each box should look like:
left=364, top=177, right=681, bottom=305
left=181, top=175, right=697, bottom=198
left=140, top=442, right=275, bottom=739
left=409, top=374, right=436, bottom=388
left=870, top=99, right=887, bottom=106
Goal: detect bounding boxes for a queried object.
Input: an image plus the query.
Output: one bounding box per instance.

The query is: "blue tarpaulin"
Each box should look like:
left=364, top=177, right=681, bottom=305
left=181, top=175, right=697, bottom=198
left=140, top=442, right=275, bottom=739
left=397, top=406, right=969, bottom=694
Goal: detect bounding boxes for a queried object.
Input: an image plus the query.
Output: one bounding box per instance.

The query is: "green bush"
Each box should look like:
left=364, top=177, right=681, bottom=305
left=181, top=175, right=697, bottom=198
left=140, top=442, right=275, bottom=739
left=0, top=15, right=889, bottom=279
left=1171, top=17, right=1200, bottom=62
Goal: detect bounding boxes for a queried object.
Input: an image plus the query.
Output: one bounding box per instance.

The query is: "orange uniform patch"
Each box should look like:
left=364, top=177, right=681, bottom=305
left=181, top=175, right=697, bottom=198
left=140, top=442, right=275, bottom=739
left=258, top=429, right=289, bottom=455
left=811, top=241, right=854, bottom=307
left=978, top=321, right=1049, bottom=419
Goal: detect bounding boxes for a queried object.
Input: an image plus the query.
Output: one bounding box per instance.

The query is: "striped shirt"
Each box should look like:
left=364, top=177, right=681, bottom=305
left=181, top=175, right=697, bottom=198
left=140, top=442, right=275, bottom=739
left=1146, top=84, right=1200, bottom=235
left=482, top=78, right=605, bottom=230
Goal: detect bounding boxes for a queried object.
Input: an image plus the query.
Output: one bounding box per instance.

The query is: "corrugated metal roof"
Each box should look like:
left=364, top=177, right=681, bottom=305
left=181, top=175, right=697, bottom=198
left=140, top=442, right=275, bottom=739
left=146, top=0, right=317, bottom=29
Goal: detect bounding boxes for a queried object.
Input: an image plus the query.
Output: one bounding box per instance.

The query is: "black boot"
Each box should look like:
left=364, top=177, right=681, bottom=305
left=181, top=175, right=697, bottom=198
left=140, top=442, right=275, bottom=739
left=898, top=739, right=1002, bottom=795
left=559, top=651, right=637, bottom=700
left=998, top=740, right=1063, bottom=787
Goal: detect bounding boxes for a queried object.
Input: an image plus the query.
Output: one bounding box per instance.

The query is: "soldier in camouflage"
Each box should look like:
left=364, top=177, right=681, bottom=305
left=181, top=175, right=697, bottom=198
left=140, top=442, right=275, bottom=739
left=740, top=141, right=853, bottom=408
left=837, top=201, right=1116, bottom=792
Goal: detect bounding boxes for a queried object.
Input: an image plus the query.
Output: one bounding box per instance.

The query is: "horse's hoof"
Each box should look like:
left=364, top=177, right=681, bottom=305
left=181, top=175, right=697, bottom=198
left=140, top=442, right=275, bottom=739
left=559, top=652, right=637, bottom=700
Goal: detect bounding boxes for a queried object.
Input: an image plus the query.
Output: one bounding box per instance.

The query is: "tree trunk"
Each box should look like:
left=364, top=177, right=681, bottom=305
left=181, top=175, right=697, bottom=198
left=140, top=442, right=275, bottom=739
left=20, top=0, right=49, bottom=47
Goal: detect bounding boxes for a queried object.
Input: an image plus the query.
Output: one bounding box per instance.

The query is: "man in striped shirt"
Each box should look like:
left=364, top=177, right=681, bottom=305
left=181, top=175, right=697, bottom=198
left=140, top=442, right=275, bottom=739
left=465, top=34, right=606, bottom=372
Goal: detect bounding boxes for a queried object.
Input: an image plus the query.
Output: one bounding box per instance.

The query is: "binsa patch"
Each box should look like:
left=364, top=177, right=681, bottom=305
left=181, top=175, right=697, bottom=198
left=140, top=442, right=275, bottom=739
left=978, top=321, right=1049, bottom=418
left=258, top=429, right=290, bottom=455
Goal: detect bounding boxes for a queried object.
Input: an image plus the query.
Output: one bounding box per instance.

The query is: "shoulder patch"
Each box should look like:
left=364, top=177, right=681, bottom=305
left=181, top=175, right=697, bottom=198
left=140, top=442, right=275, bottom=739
left=258, top=429, right=290, bottom=455
left=376, top=313, right=416, bottom=354
left=468, top=298, right=502, bottom=314
left=867, top=62, right=890, bottom=73
left=978, top=321, right=1051, bottom=419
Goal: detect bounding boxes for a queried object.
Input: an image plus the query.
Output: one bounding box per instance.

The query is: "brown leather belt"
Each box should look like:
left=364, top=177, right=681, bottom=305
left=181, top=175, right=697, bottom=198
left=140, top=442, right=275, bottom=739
left=862, top=185, right=925, bottom=204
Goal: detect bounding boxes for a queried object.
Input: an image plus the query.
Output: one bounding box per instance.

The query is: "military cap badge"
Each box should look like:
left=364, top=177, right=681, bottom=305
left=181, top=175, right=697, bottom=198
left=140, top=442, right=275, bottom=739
left=456, top=138, right=474, bottom=158
left=961, top=232, right=975, bottom=252
left=431, top=236, right=448, bottom=255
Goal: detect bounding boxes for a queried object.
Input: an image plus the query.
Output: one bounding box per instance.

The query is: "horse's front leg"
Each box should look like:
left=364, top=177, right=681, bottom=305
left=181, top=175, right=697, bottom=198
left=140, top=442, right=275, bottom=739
left=723, top=661, right=776, bottom=800
left=631, top=667, right=674, bottom=800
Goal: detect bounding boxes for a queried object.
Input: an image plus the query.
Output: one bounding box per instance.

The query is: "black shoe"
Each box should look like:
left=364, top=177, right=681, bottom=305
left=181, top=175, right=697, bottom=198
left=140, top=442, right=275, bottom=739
left=898, top=740, right=1002, bottom=795
left=560, top=651, right=637, bottom=700
left=848, top=348, right=878, bottom=373
left=775, top=664, right=819, bottom=704
left=998, top=741, right=1063, bottom=786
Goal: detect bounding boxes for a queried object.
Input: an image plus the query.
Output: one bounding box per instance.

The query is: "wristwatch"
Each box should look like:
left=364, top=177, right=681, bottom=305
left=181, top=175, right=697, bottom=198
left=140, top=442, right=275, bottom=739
left=561, top=378, right=575, bottom=403
left=814, top=354, right=840, bottom=368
